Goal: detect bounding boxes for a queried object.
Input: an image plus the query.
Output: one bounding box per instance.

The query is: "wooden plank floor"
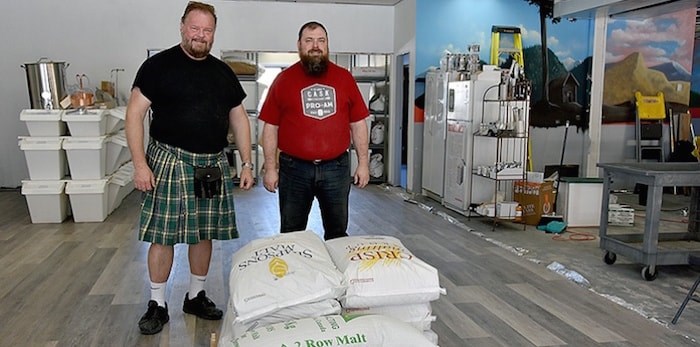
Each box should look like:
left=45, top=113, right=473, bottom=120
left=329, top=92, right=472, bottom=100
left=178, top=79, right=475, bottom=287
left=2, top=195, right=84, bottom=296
left=0, top=184, right=699, bottom=346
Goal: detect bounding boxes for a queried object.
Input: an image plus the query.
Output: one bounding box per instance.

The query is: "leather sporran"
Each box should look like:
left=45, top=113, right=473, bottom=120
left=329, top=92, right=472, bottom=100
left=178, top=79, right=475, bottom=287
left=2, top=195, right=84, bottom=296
left=194, top=166, right=222, bottom=199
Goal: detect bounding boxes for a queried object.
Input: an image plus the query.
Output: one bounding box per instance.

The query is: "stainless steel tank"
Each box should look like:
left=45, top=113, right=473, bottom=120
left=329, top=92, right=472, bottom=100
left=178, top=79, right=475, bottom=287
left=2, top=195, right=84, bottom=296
left=21, top=58, right=69, bottom=109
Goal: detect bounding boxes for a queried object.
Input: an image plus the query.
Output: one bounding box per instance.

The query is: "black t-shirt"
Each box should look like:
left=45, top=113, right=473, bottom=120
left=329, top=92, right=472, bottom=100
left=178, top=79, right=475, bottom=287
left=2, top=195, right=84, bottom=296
left=133, top=45, right=246, bottom=153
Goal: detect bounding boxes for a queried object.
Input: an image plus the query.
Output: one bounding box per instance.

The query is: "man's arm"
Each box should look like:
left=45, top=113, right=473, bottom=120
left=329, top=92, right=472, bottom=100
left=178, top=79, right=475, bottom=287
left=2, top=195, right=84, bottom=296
left=350, top=118, right=370, bottom=188
left=229, top=104, right=254, bottom=189
left=261, top=122, right=279, bottom=193
left=125, top=87, right=154, bottom=191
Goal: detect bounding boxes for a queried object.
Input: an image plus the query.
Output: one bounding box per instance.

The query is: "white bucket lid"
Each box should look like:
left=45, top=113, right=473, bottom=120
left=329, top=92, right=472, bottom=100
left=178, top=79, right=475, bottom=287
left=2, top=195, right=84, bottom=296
left=20, top=109, right=64, bottom=121
left=65, top=179, right=108, bottom=194
left=21, top=180, right=66, bottom=195
left=62, top=136, right=107, bottom=149
left=108, top=106, right=126, bottom=120
left=109, top=172, right=133, bottom=186
left=62, top=109, right=107, bottom=122
left=117, top=161, right=134, bottom=174
left=18, top=136, right=63, bottom=150
left=108, top=131, right=127, bottom=146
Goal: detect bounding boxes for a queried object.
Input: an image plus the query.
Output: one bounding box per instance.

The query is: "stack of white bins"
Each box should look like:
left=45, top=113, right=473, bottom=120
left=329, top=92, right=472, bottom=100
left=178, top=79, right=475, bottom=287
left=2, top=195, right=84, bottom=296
left=60, top=106, right=131, bottom=222
left=19, top=109, right=70, bottom=223
left=19, top=107, right=132, bottom=224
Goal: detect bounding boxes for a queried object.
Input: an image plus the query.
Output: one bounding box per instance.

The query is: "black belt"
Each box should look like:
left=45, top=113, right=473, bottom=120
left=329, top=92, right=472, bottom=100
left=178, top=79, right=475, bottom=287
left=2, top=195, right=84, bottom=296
left=281, top=151, right=347, bottom=165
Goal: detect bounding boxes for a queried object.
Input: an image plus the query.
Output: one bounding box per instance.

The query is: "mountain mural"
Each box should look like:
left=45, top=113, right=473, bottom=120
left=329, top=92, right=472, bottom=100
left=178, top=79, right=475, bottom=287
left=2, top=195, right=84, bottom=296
left=492, top=48, right=689, bottom=126
left=650, top=61, right=691, bottom=82
left=522, top=45, right=589, bottom=128
left=523, top=45, right=568, bottom=103
left=604, top=52, right=690, bottom=106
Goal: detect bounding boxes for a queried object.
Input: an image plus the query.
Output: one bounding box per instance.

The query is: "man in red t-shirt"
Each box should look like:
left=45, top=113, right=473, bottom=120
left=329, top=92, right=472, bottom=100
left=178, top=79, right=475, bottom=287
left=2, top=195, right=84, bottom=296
left=259, top=21, right=370, bottom=240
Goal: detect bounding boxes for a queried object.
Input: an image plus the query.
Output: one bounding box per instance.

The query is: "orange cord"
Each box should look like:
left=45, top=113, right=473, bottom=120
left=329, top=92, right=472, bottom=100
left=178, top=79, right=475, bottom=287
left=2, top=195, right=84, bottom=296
left=552, top=230, right=597, bottom=241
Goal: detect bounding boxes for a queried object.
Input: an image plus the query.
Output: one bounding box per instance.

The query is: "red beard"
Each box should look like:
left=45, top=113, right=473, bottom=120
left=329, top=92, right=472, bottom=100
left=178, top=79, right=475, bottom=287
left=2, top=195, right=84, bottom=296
left=300, top=50, right=329, bottom=76
left=182, top=39, right=211, bottom=59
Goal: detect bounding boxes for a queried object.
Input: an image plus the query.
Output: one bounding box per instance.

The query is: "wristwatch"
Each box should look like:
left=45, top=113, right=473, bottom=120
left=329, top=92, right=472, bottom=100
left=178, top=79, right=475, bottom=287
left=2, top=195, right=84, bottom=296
left=241, top=162, right=254, bottom=170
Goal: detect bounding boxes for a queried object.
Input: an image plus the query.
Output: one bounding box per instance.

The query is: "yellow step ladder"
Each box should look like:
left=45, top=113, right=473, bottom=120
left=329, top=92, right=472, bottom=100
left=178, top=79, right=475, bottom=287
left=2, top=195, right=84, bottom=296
left=634, top=91, right=666, bottom=162
left=490, top=26, right=524, bottom=69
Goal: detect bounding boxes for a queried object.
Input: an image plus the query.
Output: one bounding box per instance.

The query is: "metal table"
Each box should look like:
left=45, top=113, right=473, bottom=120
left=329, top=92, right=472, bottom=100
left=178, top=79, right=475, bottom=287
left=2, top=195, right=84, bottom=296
left=598, top=162, right=700, bottom=281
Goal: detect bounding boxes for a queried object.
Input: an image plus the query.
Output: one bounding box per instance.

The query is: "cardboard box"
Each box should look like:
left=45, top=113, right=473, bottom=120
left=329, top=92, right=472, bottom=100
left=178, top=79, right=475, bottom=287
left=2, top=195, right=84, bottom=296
left=514, top=180, right=556, bottom=225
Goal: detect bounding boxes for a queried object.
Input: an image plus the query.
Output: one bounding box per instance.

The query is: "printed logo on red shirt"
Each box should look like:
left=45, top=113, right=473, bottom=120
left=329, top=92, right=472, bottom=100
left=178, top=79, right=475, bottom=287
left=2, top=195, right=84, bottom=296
left=301, top=84, right=337, bottom=120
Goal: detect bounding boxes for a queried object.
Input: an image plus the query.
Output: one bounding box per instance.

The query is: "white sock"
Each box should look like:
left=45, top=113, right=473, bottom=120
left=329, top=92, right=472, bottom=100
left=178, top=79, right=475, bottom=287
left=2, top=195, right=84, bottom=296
left=150, top=281, right=167, bottom=307
left=189, top=274, right=206, bottom=299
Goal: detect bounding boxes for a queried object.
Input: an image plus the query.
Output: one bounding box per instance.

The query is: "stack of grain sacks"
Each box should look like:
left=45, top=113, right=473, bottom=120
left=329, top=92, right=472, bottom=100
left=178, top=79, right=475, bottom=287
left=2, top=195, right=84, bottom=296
left=218, top=231, right=443, bottom=346
left=222, top=230, right=346, bottom=338
left=325, top=235, right=444, bottom=345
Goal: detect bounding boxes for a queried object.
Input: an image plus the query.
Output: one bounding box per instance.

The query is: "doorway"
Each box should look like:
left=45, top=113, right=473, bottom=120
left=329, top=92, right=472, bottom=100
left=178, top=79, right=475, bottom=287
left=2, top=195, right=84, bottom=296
left=401, top=56, right=410, bottom=188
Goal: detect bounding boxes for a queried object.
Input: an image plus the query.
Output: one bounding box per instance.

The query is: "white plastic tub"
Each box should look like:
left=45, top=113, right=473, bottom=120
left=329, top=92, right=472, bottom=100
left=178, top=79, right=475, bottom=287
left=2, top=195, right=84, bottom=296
left=18, top=136, right=66, bottom=180
left=21, top=180, right=70, bottom=223
left=62, top=136, right=107, bottom=179
left=62, top=109, right=107, bottom=136
left=105, top=106, right=126, bottom=135
left=107, top=171, right=134, bottom=213
left=20, top=109, right=66, bottom=136
left=106, top=131, right=130, bottom=175
left=65, top=179, right=109, bottom=222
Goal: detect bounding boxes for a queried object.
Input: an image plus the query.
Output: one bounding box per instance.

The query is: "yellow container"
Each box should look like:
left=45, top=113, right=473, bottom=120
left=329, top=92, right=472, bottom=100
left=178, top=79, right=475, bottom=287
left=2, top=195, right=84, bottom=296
left=635, top=91, right=666, bottom=120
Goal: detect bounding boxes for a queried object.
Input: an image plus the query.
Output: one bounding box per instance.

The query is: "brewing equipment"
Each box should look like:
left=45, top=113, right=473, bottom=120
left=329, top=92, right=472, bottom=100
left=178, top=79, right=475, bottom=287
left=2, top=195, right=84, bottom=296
left=21, top=58, right=68, bottom=110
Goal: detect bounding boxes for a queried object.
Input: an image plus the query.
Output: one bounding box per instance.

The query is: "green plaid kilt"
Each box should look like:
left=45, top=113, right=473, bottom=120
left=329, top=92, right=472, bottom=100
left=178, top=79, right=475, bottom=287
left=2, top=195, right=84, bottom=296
left=138, top=139, right=239, bottom=245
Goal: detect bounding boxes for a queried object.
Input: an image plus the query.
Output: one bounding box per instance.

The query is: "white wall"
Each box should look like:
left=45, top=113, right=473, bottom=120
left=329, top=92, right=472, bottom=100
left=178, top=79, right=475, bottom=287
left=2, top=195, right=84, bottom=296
left=393, top=0, right=417, bottom=192
left=0, top=0, right=393, bottom=187
left=530, top=124, right=641, bottom=186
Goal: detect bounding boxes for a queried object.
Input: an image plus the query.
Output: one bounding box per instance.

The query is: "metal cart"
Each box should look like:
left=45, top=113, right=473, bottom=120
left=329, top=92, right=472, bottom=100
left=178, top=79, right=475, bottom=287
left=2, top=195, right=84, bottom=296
left=598, top=162, right=700, bottom=281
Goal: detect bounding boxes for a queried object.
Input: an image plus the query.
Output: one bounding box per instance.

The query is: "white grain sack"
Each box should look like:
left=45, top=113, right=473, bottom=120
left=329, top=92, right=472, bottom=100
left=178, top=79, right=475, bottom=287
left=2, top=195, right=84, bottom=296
left=342, top=302, right=436, bottom=331
left=326, top=235, right=445, bottom=307
left=231, top=299, right=341, bottom=337
left=229, top=230, right=346, bottom=323
left=224, top=314, right=437, bottom=347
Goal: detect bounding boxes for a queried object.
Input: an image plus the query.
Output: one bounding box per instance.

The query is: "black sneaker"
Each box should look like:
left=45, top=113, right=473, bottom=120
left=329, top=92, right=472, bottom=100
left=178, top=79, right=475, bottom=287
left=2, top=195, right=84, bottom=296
left=183, top=290, right=223, bottom=320
left=138, top=300, right=169, bottom=335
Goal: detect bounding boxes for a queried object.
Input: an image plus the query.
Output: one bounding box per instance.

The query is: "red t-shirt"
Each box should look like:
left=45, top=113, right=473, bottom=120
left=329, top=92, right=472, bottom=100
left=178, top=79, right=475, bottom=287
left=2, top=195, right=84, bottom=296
left=259, top=61, right=369, bottom=161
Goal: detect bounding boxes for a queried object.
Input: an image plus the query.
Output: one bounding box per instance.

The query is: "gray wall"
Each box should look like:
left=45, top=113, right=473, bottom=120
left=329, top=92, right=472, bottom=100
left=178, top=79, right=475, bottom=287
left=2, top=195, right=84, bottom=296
left=0, top=0, right=394, bottom=187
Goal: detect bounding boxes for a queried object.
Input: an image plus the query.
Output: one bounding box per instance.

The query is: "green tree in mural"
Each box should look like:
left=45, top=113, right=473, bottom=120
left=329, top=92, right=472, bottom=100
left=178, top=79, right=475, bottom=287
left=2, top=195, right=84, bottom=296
left=524, top=0, right=587, bottom=129
left=526, top=0, right=557, bottom=105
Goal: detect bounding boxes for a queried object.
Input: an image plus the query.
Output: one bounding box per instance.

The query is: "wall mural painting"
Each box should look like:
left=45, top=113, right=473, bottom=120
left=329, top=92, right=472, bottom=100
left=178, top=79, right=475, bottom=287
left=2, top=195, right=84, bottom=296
left=415, top=0, right=695, bottom=130
left=688, top=37, right=700, bottom=117
left=603, top=8, right=694, bottom=123
left=415, top=0, right=594, bottom=130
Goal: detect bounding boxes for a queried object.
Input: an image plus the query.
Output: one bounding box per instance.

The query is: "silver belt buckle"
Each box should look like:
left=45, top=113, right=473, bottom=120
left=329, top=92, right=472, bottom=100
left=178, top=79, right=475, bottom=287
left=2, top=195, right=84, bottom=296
left=312, top=159, right=322, bottom=164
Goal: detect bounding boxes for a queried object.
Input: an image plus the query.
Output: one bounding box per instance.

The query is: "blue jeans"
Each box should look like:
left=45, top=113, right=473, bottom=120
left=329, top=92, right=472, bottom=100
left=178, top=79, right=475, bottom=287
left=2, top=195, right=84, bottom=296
left=278, top=151, right=352, bottom=240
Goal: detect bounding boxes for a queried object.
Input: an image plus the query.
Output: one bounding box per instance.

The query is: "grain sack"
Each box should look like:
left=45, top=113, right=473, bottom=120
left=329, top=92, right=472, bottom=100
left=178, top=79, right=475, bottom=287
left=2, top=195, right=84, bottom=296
left=325, top=235, right=445, bottom=307
left=229, top=230, right=346, bottom=323
left=231, top=299, right=341, bottom=337
left=423, top=330, right=439, bottom=346
left=342, top=302, right=435, bottom=331
left=369, top=153, right=384, bottom=178
left=370, top=122, right=384, bottom=144
left=224, top=314, right=437, bottom=347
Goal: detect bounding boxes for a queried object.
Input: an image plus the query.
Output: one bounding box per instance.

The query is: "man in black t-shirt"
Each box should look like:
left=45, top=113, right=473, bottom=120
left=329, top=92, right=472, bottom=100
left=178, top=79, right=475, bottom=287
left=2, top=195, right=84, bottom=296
left=125, top=1, right=254, bottom=335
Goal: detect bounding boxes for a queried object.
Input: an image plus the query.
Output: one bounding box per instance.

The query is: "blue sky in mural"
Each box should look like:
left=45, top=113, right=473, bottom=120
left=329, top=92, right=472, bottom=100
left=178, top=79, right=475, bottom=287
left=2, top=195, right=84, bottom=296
left=606, top=12, right=693, bottom=72
left=416, top=0, right=592, bottom=77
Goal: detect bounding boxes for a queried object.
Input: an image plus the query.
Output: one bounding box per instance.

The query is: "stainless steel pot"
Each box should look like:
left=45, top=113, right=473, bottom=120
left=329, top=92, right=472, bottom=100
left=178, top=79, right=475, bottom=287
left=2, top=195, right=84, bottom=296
left=21, top=58, right=69, bottom=110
